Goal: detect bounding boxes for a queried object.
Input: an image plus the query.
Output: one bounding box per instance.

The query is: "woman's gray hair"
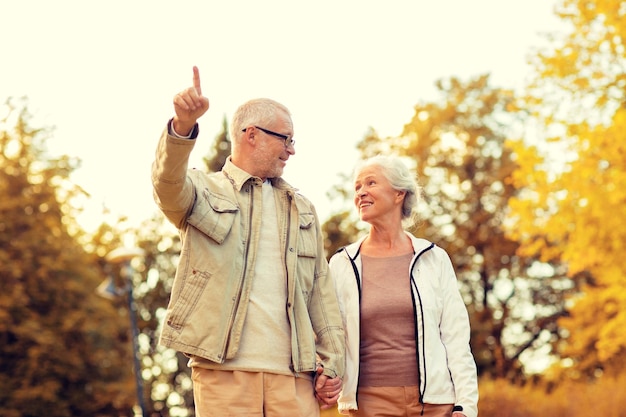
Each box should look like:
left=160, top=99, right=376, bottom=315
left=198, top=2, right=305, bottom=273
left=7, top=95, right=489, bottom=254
left=230, top=98, right=291, bottom=144
left=353, top=155, right=421, bottom=227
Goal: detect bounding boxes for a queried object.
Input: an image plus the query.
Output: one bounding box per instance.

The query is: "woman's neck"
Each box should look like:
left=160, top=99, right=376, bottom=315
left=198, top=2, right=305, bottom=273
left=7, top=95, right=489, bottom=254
left=361, top=226, right=413, bottom=257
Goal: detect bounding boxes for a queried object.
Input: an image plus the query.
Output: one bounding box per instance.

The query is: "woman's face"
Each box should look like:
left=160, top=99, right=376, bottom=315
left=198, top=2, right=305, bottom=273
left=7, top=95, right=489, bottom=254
left=353, top=165, right=405, bottom=224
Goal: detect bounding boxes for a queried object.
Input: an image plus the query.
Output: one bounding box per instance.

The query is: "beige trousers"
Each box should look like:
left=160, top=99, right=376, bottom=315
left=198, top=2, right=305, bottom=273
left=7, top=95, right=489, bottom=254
left=349, top=386, right=454, bottom=417
left=191, top=368, right=320, bottom=417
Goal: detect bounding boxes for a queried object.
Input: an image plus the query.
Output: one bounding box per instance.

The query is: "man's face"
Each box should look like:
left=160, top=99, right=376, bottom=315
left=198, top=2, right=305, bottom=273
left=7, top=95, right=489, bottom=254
left=253, top=111, right=295, bottom=179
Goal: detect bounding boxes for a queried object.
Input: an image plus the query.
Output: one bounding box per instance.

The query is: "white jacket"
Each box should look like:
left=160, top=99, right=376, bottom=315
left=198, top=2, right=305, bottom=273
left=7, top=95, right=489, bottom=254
left=328, top=233, right=478, bottom=417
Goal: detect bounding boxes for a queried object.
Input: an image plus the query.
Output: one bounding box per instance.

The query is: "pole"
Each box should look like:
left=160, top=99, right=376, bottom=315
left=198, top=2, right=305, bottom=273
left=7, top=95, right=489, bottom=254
left=123, top=262, right=147, bottom=417
left=102, top=247, right=147, bottom=416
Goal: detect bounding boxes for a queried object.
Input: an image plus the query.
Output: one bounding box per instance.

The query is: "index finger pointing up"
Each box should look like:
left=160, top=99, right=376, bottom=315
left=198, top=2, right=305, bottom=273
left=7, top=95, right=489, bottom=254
left=192, top=66, right=202, bottom=95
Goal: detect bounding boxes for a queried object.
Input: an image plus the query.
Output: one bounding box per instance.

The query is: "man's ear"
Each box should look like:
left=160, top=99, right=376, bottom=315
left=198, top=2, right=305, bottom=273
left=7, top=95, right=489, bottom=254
left=243, top=126, right=256, bottom=145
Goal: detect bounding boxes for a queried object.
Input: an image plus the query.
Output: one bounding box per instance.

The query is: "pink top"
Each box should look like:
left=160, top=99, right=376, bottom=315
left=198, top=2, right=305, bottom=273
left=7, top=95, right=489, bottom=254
left=359, top=253, right=419, bottom=387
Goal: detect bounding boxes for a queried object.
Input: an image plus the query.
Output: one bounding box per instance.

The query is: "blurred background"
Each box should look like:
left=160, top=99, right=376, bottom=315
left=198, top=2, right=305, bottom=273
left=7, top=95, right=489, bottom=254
left=2, top=0, right=625, bottom=416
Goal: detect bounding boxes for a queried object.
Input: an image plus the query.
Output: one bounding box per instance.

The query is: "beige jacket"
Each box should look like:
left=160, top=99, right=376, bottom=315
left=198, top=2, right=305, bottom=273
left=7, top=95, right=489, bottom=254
left=151, top=126, right=345, bottom=379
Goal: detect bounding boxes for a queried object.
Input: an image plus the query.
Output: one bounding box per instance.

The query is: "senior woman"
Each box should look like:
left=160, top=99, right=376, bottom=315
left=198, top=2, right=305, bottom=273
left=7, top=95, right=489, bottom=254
left=328, top=155, right=479, bottom=417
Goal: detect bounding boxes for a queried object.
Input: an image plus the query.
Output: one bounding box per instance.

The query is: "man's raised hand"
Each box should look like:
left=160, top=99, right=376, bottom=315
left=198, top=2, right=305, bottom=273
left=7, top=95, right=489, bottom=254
left=172, top=66, right=210, bottom=136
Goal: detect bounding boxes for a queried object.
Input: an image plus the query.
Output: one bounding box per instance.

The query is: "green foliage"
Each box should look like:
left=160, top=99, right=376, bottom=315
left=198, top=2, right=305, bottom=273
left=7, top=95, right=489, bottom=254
left=133, top=215, right=194, bottom=416
left=322, top=168, right=366, bottom=258
left=322, top=211, right=363, bottom=260
left=0, top=98, right=135, bottom=416
left=87, top=212, right=195, bottom=416
left=203, top=115, right=231, bottom=173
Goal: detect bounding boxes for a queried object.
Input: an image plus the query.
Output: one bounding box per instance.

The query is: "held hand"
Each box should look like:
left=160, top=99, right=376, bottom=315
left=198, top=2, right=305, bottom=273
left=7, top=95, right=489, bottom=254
left=314, top=365, right=342, bottom=410
left=172, top=66, right=210, bottom=136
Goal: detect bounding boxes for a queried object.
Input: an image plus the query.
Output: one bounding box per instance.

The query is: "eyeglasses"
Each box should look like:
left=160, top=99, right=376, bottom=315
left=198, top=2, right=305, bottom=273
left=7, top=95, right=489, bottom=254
left=242, top=126, right=295, bottom=148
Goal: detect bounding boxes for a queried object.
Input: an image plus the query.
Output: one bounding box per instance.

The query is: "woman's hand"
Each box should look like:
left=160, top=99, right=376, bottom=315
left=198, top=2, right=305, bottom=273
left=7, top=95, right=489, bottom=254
left=313, top=365, right=342, bottom=410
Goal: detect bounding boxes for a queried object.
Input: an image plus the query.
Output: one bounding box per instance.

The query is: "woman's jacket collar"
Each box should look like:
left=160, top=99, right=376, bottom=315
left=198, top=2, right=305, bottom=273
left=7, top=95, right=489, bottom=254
left=340, top=232, right=435, bottom=259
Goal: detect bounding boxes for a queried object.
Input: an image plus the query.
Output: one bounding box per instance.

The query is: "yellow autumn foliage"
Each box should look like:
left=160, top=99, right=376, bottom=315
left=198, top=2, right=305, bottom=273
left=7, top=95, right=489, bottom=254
left=509, top=0, right=626, bottom=377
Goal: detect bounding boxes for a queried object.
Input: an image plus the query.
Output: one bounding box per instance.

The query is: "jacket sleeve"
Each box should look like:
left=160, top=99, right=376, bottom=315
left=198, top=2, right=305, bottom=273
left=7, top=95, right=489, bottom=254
left=307, top=203, right=346, bottom=380
left=151, top=121, right=198, bottom=229
left=329, top=252, right=359, bottom=414
left=438, top=250, right=479, bottom=417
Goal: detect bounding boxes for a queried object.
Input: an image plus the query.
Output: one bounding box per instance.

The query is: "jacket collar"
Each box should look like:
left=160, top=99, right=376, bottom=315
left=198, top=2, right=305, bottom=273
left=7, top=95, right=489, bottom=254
left=222, top=157, right=296, bottom=193
left=341, top=231, right=434, bottom=259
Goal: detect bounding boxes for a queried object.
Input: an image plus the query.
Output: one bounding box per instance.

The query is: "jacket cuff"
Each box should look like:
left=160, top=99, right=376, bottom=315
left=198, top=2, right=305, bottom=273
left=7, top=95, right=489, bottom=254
left=167, top=118, right=199, bottom=139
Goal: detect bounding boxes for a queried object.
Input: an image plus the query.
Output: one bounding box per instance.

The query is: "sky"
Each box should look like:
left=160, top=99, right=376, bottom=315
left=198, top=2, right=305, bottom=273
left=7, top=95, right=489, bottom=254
left=2, top=0, right=562, bottom=232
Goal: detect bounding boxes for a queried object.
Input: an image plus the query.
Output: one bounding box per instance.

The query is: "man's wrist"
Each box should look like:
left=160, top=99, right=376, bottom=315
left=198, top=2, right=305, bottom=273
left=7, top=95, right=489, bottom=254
left=171, top=117, right=196, bottom=137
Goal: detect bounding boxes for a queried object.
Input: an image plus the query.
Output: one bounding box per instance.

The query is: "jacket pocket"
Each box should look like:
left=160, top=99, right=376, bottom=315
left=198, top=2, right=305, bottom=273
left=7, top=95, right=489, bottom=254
left=167, top=269, right=212, bottom=330
left=297, top=213, right=318, bottom=303
left=188, top=188, right=238, bottom=244
left=297, top=213, right=317, bottom=258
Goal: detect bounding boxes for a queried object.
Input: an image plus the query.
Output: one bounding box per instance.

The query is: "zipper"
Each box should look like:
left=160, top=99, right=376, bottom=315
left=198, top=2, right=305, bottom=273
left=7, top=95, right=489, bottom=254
left=409, top=242, right=435, bottom=414
left=344, top=247, right=362, bottom=403
left=221, top=181, right=254, bottom=359
left=285, top=192, right=300, bottom=372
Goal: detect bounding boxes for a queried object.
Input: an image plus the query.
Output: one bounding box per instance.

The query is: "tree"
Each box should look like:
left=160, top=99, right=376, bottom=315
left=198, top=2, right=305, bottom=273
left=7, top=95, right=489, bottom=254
left=203, top=115, right=231, bottom=173
left=0, top=97, right=135, bottom=416
left=399, top=75, right=567, bottom=379
left=509, top=0, right=626, bottom=378
left=322, top=164, right=368, bottom=258
left=322, top=211, right=362, bottom=259
left=134, top=214, right=194, bottom=416
left=330, top=75, right=572, bottom=379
